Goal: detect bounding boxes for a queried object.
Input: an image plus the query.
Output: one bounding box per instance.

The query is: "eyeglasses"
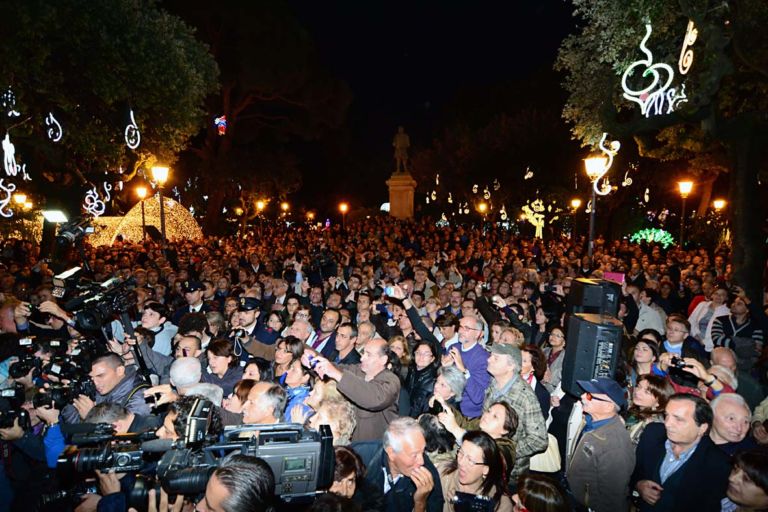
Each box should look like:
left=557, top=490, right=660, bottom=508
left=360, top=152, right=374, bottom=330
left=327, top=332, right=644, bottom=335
left=585, top=392, right=612, bottom=403
left=458, top=324, right=482, bottom=331
left=457, top=449, right=486, bottom=466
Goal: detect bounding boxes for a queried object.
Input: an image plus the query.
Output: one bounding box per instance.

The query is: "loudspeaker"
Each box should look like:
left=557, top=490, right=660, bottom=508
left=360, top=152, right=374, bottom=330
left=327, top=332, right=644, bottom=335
left=561, top=313, right=624, bottom=397
left=566, top=278, right=621, bottom=317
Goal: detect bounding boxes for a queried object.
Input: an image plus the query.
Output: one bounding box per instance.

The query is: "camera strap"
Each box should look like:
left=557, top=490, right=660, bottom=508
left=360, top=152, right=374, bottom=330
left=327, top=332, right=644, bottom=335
left=123, top=383, right=150, bottom=407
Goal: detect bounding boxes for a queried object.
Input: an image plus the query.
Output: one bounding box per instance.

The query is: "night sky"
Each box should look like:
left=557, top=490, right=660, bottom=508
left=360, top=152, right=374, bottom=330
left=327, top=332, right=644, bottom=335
left=283, top=0, right=577, bottom=209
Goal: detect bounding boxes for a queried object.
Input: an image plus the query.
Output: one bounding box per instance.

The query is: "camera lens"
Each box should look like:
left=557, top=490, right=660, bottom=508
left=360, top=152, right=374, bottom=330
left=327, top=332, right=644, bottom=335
left=162, top=466, right=215, bottom=496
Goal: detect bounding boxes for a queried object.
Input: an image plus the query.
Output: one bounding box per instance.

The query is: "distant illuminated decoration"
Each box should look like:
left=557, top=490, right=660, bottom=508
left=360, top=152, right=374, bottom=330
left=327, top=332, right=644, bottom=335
left=45, top=112, right=63, bottom=142
left=3, top=133, right=18, bottom=177
left=678, top=21, right=697, bottom=75
left=521, top=199, right=546, bottom=239
left=630, top=228, right=675, bottom=249
left=622, top=23, right=687, bottom=117
left=214, top=115, right=227, bottom=136
left=0, top=179, right=16, bottom=218
left=380, top=202, right=390, bottom=212
left=585, top=133, right=621, bottom=196
left=125, top=109, right=140, bottom=149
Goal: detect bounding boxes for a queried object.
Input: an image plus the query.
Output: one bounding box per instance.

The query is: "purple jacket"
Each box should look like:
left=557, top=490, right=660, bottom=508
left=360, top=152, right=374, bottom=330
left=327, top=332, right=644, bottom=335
left=458, top=343, right=490, bottom=418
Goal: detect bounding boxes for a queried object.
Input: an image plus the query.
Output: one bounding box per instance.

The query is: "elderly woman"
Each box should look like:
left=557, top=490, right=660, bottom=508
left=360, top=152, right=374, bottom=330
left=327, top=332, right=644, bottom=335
left=431, top=365, right=467, bottom=411
left=308, top=398, right=357, bottom=446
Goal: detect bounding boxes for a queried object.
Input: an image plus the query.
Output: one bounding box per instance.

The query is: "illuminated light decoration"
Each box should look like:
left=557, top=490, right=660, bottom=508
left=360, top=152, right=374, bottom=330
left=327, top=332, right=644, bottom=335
left=425, top=195, right=430, bottom=204
left=621, top=23, right=688, bottom=117
left=644, top=188, right=650, bottom=203
left=45, top=112, right=62, bottom=142
left=585, top=200, right=593, bottom=214
left=524, top=167, right=534, bottom=180
left=472, top=184, right=478, bottom=194
left=630, top=228, right=675, bottom=249
left=1, top=87, right=20, bottom=117
left=430, top=190, right=437, bottom=200
left=440, top=213, right=448, bottom=222
left=588, top=133, right=621, bottom=196
left=521, top=199, right=546, bottom=239
left=622, top=171, right=633, bottom=187
left=3, top=133, right=18, bottom=176
left=214, top=115, right=227, bottom=136
left=678, top=21, right=698, bottom=75
left=124, top=109, right=140, bottom=149
left=83, top=186, right=106, bottom=217
left=499, top=205, right=508, bottom=221
left=0, top=178, right=16, bottom=218
left=493, top=178, right=500, bottom=191
left=447, top=192, right=453, bottom=204
left=483, top=186, right=490, bottom=200
left=20, top=164, right=30, bottom=181
left=102, top=182, right=112, bottom=203
left=435, top=174, right=439, bottom=185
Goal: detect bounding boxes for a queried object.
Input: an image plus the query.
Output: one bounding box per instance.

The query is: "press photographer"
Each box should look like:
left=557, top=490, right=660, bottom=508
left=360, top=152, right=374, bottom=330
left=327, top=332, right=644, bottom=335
left=61, top=353, right=151, bottom=424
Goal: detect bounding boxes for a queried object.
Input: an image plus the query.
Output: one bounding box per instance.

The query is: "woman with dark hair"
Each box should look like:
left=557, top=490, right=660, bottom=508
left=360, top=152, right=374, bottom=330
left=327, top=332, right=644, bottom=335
left=223, top=378, right=257, bottom=414
left=437, top=430, right=513, bottom=511
left=273, top=336, right=304, bottom=381
left=521, top=345, right=551, bottom=419
left=635, top=287, right=666, bottom=336
left=628, top=333, right=661, bottom=388
left=243, top=357, right=274, bottom=382
left=405, top=341, right=438, bottom=417
left=418, top=413, right=457, bottom=466
left=513, top=474, right=570, bottom=512
left=201, top=338, right=244, bottom=396
left=329, top=446, right=383, bottom=512
left=726, top=446, right=768, bottom=511
left=541, top=326, right=566, bottom=392
left=624, top=374, right=674, bottom=445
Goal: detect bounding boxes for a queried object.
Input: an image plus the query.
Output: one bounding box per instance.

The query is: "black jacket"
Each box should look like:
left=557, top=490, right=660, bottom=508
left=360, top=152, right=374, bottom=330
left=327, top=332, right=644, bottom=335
left=630, top=423, right=730, bottom=512
left=404, top=364, right=437, bottom=417
left=351, top=440, right=444, bottom=512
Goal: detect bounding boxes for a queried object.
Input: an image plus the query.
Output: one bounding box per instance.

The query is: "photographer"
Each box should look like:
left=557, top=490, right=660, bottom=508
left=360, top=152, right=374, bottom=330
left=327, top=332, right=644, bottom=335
left=13, top=300, right=76, bottom=341
left=196, top=453, right=276, bottom=512
left=61, top=353, right=151, bottom=424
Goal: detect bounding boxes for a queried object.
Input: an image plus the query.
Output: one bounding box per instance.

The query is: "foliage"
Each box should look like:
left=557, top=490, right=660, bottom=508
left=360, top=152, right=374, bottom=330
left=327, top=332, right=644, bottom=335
left=630, top=228, right=675, bottom=248
left=0, top=0, right=219, bottom=197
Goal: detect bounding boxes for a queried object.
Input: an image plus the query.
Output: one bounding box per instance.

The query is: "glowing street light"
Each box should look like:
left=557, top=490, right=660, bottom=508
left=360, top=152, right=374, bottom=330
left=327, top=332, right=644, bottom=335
left=136, top=186, right=148, bottom=240
left=280, top=201, right=290, bottom=213
left=570, top=198, right=582, bottom=210
left=339, top=202, right=349, bottom=229
left=306, top=211, right=316, bottom=222
left=713, top=199, right=726, bottom=211
left=23, top=201, right=32, bottom=210
left=256, top=200, right=266, bottom=212
left=584, top=156, right=608, bottom=258
left=13, top=193, right=26, bottom=205
left=151, top=166, right=170, bottom=245
left=677, top=180, right=694, bottom=247
left=570, top=198, right=582, bottom=241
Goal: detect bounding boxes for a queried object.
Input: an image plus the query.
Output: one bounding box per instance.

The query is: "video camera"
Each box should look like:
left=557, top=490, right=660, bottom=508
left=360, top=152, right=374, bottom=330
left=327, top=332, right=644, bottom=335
left=61, top=276, right=138, bottom=334
left=56, top=422, right=157, bottom=474
left=0, top=383, right=31, bottom=429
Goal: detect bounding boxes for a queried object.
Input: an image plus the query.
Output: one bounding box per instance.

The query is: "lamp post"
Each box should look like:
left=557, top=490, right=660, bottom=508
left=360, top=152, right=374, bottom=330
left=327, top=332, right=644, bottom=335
left=136, top=186, right=147, bottom=240
left=677, top=180, right=693, bottom=248
left=151, top=166, right=169, bottom=245
left=570, top=198, right=582, bottom=240
left=713, top=199, right=726, bottom=211
left=584, top=156, right=608, bottom=258
left=339, top=202, right=349, bottom=230
left=477, top=201, right=488, bottom=224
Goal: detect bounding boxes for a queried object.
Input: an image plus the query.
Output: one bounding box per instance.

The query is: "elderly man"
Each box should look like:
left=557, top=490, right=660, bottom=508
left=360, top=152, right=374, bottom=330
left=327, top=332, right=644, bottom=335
left=353, top=417, right=443, bottom=512
left=631, top=394, right=731, bottom=511
left=566, top=378, right=635, bottom=512
left=309, top=338, right=400, bottom=441
left=710, top=393, right=756, bottom=456
left=711, top=346, right=764, bottom=410
left=242, top=382, right=287, bottom=425
left=441, top=315, right=489, bottom=419
left=454, top=343, right=547, bottom=482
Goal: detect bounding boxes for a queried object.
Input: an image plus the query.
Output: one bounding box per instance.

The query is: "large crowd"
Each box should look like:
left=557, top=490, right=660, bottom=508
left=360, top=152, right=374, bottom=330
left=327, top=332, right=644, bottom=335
left=0, top=216, right=767, bottom=512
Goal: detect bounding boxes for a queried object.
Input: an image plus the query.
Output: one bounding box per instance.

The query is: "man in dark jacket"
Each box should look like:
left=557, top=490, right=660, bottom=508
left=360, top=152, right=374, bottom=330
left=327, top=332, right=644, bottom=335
left=61, top=353, right=150, bottom=424
left=631, top=393, right=730, bottom=511
left=352, top=417, right=443, bottom=512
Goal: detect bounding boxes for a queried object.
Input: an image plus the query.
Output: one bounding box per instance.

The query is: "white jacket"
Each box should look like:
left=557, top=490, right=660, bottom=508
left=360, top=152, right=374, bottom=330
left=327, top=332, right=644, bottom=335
left=688, top=301, right=730, bottom=352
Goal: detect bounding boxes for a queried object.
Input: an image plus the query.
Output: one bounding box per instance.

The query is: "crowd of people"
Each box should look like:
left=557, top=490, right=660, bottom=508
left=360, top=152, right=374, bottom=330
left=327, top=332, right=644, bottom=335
left=0, top=215, right=767, bottom=512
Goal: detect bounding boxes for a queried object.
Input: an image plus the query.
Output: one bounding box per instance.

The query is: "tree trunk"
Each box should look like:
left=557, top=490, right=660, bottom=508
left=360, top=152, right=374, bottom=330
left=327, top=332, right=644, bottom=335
left=204, top=186, right=227, bottom=235
left=695, top=175, right=716, bottom=218
left=729, top=121, right=765, bottom=303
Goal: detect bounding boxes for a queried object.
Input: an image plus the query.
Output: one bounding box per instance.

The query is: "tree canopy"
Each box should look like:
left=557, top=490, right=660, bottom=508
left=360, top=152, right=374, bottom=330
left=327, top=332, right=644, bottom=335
left=0, top=0, right=219, bottom=207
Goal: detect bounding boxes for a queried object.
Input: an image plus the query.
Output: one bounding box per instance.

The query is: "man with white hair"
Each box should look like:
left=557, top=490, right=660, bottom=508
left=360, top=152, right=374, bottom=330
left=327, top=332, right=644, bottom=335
left=711, top=346, right=764, bottom=410
left=352, top=417, right=443, bottom=512
left=169, top=357, right=202, bottom=394
left=710, top=393, right=756, bottom=456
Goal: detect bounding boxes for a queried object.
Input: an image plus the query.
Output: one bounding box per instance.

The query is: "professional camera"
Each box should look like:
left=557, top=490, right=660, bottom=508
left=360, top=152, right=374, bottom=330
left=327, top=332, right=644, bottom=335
left=57, top=423, right=155, bottom=474
left=0, top=384, right=31, bottom=429
left=450, top=492, right=495, bottom=512
left=38, top=481, right=99, bottom=508
left=8, top=353, right=42, bottom=380
left=62, top=276, right=138, bottom=333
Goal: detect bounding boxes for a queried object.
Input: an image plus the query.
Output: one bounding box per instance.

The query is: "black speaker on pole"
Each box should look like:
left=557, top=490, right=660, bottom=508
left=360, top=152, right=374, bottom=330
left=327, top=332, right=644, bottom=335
left=566, top=278, right=622, bottom=317
left=561, top=313, right=624, bottom=397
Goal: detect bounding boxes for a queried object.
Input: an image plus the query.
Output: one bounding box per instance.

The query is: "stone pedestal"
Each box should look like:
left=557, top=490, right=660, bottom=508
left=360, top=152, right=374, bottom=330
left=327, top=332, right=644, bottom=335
left=386, top=172, right=417, bottom=219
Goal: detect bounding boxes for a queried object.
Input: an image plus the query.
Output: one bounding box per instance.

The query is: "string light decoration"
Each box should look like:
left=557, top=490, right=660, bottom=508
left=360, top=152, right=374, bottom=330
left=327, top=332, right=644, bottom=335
left=124, top=109, right=140, bottom=149
left=3, top=133, right=18, bottom=177
left=1, top=87, right=20, bottom=117
left=45, top=112, right=63, bottom=142
left=0, top=179, right=16, bottom=218
left=630, top=228, right=675, bottom=248
left=678, top=21, right=697, bottom=75
left=103, top=194, right=202, bottom=245
left=585, top=133, right=621, bottom=196
left=214, top=115, right=227, bottom=135
left=621, top=23, right=688, bottom=117
left=524, top=167, right=534, bottom=180
left=622, top=171, right=633, bottom=187
left=1, top=212, right=44, bottom=242
left=521, top=199, right=546, bottom=239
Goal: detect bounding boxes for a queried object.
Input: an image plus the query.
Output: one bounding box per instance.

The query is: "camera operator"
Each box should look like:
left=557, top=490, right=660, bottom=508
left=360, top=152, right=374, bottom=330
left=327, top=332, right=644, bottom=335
left=61, top=353, right=151, bottom=424
left=13, top=300, right=77, bottom=341
left=84, top=403, right=161, bottom=435
left=196, top=453, right=276, bottom=512
left=110, top=302, right=178, bottom=357
left=0, top=395, right=58, bottom=510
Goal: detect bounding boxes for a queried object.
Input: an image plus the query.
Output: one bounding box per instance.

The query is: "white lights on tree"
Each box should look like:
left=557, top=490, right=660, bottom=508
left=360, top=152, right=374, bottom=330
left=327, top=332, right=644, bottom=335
left=45, top=112, right=63, bottom=142
left=588, top=133, right=621, bottom=196
left=83, top=184, right=109, bottom=217
left=1, top=88, right=20, bottom=117
left=0, top=178, right=16, bottom=218
left=2, top=133, right=18, bottom=177
left=678, top=21, right=697, bottom=75
left=621, top=23, right=688, bottom=117
left=124, top=109, right=140, bottom=149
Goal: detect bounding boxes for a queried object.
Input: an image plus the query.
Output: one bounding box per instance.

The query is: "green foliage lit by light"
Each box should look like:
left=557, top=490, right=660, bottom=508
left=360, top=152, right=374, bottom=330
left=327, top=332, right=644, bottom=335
left=630, top=228, right=675, bottom=248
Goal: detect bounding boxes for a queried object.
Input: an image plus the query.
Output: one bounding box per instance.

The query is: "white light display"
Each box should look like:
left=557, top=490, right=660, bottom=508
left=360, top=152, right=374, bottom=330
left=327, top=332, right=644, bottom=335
left=622, top=23, right=688, bottom=117
left=2, top=133, right=18, bottom=177
left=472, top=184, right=478, bottom=194
left=0, top=178, right=16, bottom=218
left=82, top=183, right=111, bottom=218
left=1, top=88, right=20, bottom=117
left=124, top=109, right=140, bottom=149
left=622, top=171, right=633, bottom=187
left=524, top=167, right=534, bottom=180
left=483, top=186, right=490, bottom=200
left=521, top=199, right=546, bottom=239
left=493, top=178, right=500, bottom=191
left=447, top=192, right=453, bottom=204
left=499, top=205, right=508, bottom=221
left=591, top=133, right=621, bottom=196
left=45, top=112, right=63, bottom=142
left=678, top=21, right=697, bottom=75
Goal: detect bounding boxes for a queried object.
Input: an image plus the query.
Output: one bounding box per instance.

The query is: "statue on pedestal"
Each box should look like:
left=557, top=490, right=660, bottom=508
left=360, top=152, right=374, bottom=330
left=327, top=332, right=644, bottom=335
left=393, top=126, right=410, bottom=174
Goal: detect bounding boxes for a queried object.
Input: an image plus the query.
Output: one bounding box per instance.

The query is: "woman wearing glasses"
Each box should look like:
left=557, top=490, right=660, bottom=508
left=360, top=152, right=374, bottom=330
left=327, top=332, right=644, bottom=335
left=541, top=327, right=566, bottom=392
left=437, top=430, right=514, bottom=511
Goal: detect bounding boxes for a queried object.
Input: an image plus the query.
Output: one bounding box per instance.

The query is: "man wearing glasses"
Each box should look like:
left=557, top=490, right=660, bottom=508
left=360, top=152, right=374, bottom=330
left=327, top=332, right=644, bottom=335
left=565, top=377, right=634, bottom=512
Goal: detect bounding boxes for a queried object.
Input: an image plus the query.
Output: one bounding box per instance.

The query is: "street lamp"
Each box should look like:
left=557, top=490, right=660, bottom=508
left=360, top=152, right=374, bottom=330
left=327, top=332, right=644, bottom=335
left=306, top=211, right=316, bottom=222
left=570, top=198, right=582, bottom=240
left=152, top=166, right=169, bottom=245
left=339, top=202, right=349, bottom=229
left=136, top=186, right=148, bottom=240
left=713, top=199, right=726, bottom=211
left=256, top=200, right=265, bottom=213
left=280, top=201, right=289, bottom=215
left=13, top=193, right=26, bottom=205
left=570, top=198, right=582, bottom=210
left=677, top=180, right=693, bottom=248
left=584, top=156, right=608, bottom=258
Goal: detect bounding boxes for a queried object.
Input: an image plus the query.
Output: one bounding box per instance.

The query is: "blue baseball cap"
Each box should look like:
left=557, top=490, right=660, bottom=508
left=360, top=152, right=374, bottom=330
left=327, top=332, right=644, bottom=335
left=577, top=377, right=627, bottom=408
